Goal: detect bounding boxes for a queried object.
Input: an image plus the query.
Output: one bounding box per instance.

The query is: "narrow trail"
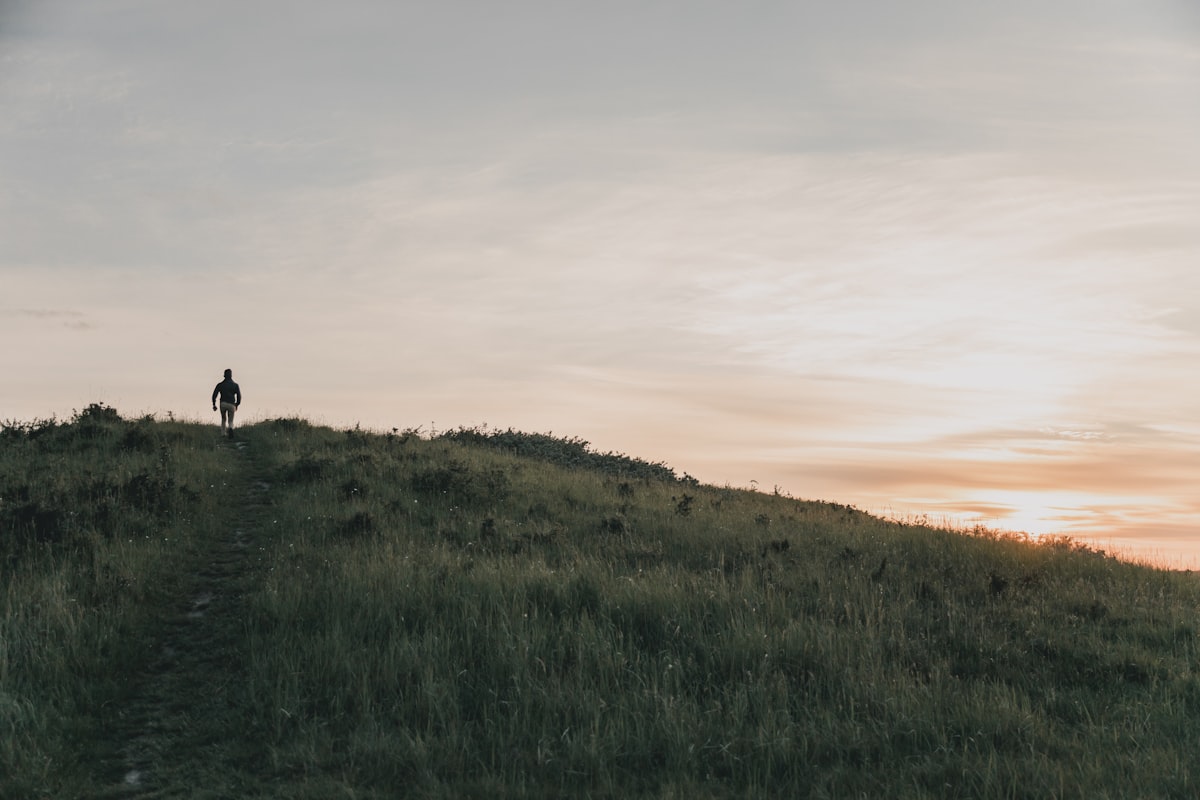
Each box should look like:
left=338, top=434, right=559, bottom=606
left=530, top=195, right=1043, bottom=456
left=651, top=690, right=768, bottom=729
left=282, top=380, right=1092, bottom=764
left=94, top=435, right=273, bottom=799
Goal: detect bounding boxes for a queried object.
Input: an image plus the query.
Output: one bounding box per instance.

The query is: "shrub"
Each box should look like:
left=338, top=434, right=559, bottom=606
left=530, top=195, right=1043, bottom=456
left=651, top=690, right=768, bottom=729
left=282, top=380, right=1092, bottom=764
left=410, top=460, right=509, bottom=507
left=439, top=426, right=679, bottom=481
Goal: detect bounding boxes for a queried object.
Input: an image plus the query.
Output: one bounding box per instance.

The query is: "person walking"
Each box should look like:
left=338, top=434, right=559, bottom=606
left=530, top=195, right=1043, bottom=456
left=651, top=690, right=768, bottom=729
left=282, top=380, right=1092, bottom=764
left=211, top=368, right=242, bottom=438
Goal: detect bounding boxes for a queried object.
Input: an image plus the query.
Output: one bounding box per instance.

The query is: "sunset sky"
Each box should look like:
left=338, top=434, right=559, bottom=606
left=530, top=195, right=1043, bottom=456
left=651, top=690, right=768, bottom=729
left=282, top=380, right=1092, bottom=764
left=3, top=1, right=1198, bottom=567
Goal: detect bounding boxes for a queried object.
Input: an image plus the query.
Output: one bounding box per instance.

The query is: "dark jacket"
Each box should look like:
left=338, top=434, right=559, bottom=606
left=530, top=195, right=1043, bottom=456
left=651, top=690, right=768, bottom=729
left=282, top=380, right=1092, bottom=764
left=212, top=379, right=241, bottom=406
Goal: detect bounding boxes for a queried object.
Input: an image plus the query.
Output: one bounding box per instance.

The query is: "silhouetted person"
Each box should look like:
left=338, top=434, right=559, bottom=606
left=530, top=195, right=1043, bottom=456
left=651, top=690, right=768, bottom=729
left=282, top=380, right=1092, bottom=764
left=212, top=368, right=242, bottom=438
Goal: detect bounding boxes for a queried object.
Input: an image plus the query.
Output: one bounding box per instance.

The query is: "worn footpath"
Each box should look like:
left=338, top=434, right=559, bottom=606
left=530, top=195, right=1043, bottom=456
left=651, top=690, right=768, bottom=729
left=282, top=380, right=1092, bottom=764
left=92, top=436, right=273, bottom=799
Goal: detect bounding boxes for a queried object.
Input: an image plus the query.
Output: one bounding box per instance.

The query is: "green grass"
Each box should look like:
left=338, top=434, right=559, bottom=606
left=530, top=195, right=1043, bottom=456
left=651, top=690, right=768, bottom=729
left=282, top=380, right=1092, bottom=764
left=3, top=407, right=1199, bottom=798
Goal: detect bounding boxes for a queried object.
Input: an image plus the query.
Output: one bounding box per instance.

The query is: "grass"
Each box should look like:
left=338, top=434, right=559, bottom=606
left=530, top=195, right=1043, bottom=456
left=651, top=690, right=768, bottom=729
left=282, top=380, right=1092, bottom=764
left=2, top=407, right=1199, bottom=798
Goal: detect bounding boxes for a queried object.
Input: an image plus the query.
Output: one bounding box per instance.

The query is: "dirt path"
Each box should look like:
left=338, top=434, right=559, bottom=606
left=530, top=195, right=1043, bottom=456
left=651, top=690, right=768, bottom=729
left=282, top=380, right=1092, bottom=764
left=94, top=437, right=272, bottom=798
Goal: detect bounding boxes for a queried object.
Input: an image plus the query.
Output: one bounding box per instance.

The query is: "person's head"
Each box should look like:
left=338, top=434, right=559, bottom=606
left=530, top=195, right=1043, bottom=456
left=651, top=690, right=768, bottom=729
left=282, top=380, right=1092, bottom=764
left=224, top=368, right=232, bottom=379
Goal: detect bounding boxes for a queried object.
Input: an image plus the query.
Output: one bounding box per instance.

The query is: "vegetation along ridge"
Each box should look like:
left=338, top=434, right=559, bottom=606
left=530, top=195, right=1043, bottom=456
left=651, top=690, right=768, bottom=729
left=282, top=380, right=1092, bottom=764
left=2, top=405, right=1199, bottom=798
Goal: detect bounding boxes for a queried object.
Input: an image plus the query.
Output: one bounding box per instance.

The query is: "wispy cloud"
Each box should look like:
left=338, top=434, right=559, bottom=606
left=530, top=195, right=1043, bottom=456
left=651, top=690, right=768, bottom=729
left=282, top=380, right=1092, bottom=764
left=6, top=308, right=94, bottom=329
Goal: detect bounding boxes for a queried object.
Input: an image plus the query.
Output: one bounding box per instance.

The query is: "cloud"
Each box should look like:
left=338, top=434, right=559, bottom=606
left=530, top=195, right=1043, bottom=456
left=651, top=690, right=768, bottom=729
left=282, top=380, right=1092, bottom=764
left=6, top=308, right=95, bottom=329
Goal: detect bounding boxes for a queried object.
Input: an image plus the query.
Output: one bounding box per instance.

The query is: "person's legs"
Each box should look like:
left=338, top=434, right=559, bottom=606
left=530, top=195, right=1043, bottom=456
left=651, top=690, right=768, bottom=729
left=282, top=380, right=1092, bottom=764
left=221, top=402, right=236, bottom=435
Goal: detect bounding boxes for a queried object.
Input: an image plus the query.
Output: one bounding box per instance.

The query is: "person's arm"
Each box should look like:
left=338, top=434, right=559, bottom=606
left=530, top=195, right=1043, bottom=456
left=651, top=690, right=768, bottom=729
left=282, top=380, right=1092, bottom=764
left=212, top=384, right=219, bottom=410
left=235, top=383, right=242, bottom=407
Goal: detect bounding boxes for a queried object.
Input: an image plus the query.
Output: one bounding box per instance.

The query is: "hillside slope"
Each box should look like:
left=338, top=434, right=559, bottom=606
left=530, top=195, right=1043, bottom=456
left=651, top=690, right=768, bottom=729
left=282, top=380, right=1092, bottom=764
left=2, top=408, right=1199, bottom=798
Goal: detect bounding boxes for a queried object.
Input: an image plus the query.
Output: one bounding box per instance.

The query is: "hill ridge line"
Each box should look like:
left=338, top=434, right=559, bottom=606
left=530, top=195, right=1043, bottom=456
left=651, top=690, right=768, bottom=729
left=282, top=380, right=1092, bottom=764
left=6, top=411, right=1200, bottom=797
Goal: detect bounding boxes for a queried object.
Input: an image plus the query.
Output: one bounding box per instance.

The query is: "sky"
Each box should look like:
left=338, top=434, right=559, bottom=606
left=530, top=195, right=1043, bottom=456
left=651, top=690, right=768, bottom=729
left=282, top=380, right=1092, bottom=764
left=2, top=1, right=1199, bottom=567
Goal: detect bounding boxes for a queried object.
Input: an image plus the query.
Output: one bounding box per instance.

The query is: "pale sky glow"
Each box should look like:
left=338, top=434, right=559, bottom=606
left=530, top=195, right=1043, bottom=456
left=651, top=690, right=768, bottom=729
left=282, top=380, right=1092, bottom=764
left=3, top=1, right=1199, bottom=567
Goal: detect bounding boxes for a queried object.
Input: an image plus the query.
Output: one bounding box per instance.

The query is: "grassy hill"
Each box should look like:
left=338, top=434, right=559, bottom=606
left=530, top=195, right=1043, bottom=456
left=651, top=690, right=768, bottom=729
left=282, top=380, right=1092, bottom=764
left=3, top=405, right=1199, bottom=798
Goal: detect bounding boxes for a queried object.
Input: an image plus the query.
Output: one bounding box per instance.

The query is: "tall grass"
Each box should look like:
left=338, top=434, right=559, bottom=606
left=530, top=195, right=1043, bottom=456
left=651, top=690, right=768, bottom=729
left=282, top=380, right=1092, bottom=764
left=0, top=406, right=232, bottom=797
left=2, top=410, right=1199, bottom=797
